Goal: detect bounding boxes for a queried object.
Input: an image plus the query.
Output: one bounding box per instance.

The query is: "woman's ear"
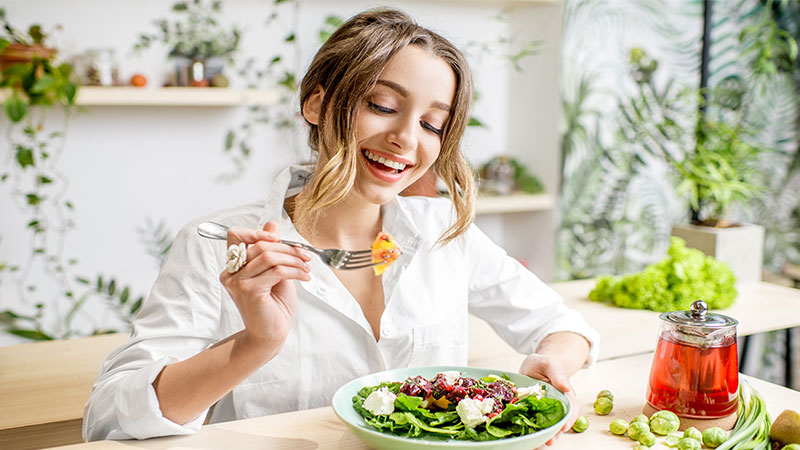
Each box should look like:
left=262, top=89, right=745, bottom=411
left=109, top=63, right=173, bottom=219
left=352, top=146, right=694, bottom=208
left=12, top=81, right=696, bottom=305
left=302, top=85, right=324, bottom=125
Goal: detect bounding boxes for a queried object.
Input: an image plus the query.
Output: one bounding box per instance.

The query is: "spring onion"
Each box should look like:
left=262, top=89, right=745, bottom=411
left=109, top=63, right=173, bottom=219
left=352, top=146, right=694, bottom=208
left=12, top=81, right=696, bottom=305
left=716, top=379, right=772, bottom=450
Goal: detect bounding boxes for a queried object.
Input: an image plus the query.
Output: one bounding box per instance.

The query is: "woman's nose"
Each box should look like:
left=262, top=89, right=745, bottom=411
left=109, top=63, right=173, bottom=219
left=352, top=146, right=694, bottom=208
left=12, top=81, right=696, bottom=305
left=387, top=114, right=417, bottom=152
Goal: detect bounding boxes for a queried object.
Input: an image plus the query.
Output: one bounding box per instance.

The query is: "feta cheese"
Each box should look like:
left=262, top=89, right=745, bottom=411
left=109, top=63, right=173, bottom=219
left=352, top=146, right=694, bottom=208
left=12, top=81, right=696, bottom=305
left=439, top=370, right=461, bottom=385
left=363, top=387, right=397, bottom=415
left=456, top=397, right=495, bottom=427
left=516, top=384, right=546, bottom=400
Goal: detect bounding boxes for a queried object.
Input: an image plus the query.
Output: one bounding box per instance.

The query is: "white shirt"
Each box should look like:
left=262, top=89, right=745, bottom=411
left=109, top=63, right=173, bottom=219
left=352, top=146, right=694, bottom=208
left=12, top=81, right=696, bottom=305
left=83, top=166, right=600, bottom=441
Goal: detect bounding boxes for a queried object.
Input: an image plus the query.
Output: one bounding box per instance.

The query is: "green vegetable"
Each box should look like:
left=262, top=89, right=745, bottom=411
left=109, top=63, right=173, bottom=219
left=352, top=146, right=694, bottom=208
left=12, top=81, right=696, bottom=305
left=597, top=389, right=614, bottom=401
left=782, top=445, right=800, bottom=450
left=588, top=237, right=737, bottom=312
left=665, top=435, right=681, bottom=447
left=594, top=396, right=613, bottom=415
left=703, top=427, right=728, bottom=448
left=352, top=377, right=567, bottom=441
left=677, top=437, right=701, bottom=450
left=716, top=380, right=770, bottom=450
left=650, top=410, right=681, bottom=435
left=684, top=427, right=702, bottom=442
left=639, top=431, right=657, bottom=446
left=572, top=415, right=589, bottom=433
left=628, top=421, right=650, bottom=441
left=632, top=414, right=649, bottom=424
left=610, top=419, right=629, bottom=435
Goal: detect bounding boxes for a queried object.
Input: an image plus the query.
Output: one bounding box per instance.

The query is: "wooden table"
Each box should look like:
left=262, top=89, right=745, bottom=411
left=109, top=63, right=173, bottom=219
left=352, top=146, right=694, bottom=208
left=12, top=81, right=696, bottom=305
left=468, top=279, right=800, bottom=370
left=49, top=352, right=800, bottom=450
left=0, top=333, right=129, bottom=450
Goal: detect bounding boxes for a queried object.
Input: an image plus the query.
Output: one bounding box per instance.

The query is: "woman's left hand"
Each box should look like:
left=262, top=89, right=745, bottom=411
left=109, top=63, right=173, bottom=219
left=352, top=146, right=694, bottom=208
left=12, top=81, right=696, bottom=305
left=519, top=353, right=579, bottom=448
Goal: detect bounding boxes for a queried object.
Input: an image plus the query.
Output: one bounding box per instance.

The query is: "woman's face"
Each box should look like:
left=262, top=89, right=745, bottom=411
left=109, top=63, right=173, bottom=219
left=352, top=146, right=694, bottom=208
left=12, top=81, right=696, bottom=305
left=352, top=45, right=456, bottom=205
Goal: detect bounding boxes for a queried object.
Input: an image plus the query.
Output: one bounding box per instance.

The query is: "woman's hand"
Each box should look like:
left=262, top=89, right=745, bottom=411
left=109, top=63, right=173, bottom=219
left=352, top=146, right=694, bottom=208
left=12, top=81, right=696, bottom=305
left=219, top=221, right=312, bottom=358
left=519, top=353, right=580, bottom=448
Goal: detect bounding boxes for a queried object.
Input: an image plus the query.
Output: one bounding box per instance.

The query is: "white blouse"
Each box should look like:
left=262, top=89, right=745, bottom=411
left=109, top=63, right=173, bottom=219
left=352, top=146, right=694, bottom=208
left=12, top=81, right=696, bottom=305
left=83, top=166, right=600, bottom=441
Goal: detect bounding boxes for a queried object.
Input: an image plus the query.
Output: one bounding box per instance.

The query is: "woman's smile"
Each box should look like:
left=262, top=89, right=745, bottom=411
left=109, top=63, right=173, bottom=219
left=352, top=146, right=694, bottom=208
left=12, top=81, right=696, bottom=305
left=361, top=148, right=414, bottom=183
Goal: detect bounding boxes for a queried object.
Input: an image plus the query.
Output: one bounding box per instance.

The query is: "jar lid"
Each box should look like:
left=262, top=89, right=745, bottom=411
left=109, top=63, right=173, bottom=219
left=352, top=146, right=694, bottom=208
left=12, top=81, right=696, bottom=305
left=659, top=300, right=738, bottom=328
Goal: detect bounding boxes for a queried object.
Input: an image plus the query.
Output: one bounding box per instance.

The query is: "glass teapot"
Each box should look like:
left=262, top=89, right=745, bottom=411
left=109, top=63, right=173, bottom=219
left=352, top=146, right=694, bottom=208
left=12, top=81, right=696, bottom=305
left=645, top=300, right=739, bottom=419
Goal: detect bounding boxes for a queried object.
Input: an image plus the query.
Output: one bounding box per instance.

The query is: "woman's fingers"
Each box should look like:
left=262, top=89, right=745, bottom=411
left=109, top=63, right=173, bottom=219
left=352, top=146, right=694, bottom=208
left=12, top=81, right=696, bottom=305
left=235, top=245, right=311, bottom=279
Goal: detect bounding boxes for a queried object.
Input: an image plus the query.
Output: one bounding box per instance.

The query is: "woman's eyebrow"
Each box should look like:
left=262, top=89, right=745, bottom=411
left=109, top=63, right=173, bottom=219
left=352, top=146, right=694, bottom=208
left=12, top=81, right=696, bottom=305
left=376, top=79, right=452, bottom=112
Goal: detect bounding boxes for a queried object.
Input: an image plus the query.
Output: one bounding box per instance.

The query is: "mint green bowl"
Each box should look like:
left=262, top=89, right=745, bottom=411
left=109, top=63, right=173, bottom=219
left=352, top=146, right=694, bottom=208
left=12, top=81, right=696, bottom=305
left=331, top=366, right=572, bottom=450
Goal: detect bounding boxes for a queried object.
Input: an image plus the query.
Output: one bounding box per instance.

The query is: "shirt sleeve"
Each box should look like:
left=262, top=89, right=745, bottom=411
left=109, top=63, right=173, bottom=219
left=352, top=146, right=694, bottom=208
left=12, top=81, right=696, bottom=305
left=462, top=224, right=600, bottom=367
left=83, top=222, right=225, bottom=441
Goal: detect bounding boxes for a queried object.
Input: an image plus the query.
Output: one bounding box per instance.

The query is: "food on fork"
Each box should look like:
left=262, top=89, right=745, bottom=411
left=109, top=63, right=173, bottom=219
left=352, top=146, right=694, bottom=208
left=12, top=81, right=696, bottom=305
left=371, top=231, right=401, bottom=275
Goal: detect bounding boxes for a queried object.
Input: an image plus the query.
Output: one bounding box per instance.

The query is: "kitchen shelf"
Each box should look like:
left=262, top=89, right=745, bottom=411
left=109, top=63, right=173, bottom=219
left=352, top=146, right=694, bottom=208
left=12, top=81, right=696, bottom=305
left=475, top=193, right=555, bottom=215
left=0, top=87, right=280, bottom=107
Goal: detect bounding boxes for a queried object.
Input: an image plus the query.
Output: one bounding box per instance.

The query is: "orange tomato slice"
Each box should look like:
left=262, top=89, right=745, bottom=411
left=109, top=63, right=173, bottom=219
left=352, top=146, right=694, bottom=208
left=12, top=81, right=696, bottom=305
left=371, top=231, right=401, bottom=275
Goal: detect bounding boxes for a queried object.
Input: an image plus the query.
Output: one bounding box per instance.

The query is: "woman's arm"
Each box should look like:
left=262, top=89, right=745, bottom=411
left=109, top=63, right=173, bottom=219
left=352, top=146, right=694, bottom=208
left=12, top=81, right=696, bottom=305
left=532, top=331, right=591, bottom=375
left=153, top=221, right=311, bottom=425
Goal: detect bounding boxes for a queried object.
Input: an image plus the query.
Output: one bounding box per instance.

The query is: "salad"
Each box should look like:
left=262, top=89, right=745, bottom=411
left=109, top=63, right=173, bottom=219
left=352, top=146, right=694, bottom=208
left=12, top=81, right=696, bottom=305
left=352, top=371, right=566, bottom=441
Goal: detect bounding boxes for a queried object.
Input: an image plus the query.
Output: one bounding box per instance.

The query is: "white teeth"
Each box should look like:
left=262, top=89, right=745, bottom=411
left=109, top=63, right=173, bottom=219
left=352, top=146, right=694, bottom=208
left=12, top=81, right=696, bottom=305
left=364, top=150, right=407, bottom=171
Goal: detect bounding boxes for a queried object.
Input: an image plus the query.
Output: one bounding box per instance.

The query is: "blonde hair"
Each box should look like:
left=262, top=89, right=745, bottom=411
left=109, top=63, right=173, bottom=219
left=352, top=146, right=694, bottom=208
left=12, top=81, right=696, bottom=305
left=295, top=8, right=475, bottom=245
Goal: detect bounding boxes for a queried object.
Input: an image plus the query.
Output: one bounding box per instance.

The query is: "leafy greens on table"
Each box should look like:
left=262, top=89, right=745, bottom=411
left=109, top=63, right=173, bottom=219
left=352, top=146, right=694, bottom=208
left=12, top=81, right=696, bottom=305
left=352, top=372, right=566, bottom=441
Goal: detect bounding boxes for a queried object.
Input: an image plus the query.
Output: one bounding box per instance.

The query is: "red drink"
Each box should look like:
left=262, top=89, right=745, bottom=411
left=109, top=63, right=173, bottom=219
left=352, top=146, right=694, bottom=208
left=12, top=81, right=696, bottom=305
left=646, top=332, right=738, bottom=418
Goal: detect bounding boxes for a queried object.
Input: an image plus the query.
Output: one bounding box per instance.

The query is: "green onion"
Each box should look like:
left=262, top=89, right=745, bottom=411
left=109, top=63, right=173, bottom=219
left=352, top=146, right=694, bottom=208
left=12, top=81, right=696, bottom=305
left=717, top=379, right=771, bottom=450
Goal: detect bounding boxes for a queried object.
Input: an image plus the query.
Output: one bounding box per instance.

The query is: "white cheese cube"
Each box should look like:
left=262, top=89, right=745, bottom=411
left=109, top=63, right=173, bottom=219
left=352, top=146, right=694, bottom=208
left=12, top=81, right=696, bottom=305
left=363, top=387, right=397, bottom=415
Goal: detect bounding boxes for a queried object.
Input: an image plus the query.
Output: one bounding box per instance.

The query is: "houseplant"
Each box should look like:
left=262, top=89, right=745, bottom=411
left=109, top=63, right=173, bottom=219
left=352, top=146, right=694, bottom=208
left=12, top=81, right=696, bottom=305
left=134, top=0, right=242, bottom=86
left=622, top=47, right=772, bottom=282
left=0, top=10, right=143, bottom=341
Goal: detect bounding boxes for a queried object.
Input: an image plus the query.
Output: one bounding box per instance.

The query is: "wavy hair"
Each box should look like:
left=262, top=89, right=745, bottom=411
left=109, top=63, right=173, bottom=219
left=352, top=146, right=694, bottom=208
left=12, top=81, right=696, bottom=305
left=294, top=8, right=475, bottom=245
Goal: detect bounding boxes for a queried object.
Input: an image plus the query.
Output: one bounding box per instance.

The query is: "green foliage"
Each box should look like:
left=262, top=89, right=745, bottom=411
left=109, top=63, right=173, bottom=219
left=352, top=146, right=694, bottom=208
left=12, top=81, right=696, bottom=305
left=588, top=237, right=737, bottom=312
left=134, top=0, right=241, bottom=61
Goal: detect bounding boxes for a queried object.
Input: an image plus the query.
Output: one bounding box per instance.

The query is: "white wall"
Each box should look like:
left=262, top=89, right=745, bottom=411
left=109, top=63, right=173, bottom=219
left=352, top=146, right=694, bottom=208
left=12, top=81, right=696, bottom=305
left=0, top=0, right=561, bottom=344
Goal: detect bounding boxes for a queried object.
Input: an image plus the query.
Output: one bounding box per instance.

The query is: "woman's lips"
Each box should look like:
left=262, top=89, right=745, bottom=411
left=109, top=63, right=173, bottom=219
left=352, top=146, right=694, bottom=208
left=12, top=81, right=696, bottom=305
left=361, top=149, right=411, bottom=183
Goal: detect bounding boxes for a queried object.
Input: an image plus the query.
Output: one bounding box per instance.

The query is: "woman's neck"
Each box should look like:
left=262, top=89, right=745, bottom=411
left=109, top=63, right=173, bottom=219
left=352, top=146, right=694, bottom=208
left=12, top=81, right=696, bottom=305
left=288, top=192, right=383, bottom=250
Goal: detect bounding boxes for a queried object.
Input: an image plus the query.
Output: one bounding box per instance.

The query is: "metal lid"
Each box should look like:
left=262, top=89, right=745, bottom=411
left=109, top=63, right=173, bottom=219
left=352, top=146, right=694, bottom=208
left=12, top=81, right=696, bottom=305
left=659, top=300, right=738, bottom=328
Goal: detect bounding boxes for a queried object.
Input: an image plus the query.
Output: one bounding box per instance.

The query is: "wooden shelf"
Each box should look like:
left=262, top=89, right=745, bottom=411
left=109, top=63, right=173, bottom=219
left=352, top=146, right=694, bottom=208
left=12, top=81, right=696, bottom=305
left=475, top=193, right=555, bottom=215
left=0, top=87, right=280, bottom=107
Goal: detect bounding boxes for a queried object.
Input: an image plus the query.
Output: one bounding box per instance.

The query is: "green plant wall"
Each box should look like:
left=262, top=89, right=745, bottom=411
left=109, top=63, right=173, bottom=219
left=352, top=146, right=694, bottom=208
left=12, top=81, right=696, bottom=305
left=558, top=0, right=800, bottom=388
left=558, top=0, right=800, bottom=280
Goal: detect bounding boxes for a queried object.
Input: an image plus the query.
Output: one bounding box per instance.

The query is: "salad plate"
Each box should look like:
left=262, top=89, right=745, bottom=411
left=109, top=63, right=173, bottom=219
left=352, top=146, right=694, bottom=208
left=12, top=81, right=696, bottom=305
left=331, top=366, right=572, bottom=450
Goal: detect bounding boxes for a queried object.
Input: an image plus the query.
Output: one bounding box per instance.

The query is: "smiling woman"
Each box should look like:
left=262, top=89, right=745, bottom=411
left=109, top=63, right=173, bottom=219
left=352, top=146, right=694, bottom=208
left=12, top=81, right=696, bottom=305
left=82, top=8, right=599, bottom=445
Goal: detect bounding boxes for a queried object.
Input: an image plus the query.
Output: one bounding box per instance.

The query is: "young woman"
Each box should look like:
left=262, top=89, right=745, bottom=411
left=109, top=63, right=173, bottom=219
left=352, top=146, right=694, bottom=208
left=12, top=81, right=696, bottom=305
left=83, top=8, right=599, bottom=444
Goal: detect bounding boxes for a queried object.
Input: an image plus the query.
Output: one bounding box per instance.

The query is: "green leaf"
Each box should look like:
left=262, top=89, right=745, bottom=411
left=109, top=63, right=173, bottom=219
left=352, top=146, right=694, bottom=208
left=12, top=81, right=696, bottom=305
left=4, top=95, right=27, bottom=122
left=15, top=146, right=34, bottom=168
left=130, top=297, right=144, bottom=315
left=120, top=286, right=130, bottom=304
left=172, top=2, right=189, bottom=11
left=224, top=130, right=235, bottom=151
left=0, top=38, right=10, bottom=53
left=8, top=329, right=54, bottom=340
left=284, top=33, right=296, bottom=42
left=468, top=116, right=485, bottom=127
left=30, top=75, right=58, bottom=94
left=75, top=276, right=90, bottom=284
left=37, top=175, right=52, bottom=185
left=25, top=193, right=42, bottom=205
left=107, top=279, right=116, bottom=296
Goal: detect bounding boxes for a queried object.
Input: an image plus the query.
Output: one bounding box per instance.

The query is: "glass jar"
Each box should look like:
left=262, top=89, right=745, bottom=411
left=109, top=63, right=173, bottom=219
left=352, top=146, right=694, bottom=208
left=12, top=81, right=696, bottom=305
left=646, top=300, right=739, bottom=419
left=84, top=49, right=119, bottom=86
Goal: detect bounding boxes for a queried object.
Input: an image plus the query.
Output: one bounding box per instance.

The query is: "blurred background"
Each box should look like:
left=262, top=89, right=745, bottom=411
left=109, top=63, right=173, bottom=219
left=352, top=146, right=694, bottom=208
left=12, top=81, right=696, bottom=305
left=0, top=0, right=798, bottom=388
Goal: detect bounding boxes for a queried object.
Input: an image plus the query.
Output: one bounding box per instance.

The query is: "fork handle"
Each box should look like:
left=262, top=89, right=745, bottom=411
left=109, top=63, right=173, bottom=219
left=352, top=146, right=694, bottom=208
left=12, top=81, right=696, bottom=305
left=197, top=221, right=316, bottom=253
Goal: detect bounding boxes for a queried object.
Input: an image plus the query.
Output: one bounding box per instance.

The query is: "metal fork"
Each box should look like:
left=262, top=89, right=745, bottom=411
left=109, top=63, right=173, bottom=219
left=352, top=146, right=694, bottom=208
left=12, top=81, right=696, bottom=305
left=196, top=221, right=378, bottom=270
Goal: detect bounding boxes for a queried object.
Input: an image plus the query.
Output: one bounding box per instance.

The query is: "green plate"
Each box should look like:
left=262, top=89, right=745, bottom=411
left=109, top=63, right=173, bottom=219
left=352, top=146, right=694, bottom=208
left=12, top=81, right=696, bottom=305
left=331, top=366, right=572, bottom=450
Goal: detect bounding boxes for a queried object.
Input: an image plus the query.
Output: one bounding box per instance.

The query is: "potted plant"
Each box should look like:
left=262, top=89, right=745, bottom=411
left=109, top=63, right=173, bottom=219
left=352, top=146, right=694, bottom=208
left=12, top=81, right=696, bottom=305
left=134, top=0, right=241, bottom=87
left=0, top=9, right=57, bottom=72
left=622, top=47, right=771, bottom=282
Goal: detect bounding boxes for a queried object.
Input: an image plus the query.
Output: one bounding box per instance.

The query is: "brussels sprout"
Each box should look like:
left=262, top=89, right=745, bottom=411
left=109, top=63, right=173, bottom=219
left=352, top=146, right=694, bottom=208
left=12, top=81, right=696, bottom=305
left=609, top=419, right=629, bottom=435
left=593, top=396, right=613, bottom=415
left=628, top=421, right=650, bottom=441
left=638, top=431, right=657, bottom=446
left=571, top=415, right=589, bottom=433
left=677, top=437, right=701, bottom=450
left=683, top=427, right=702, bottom=442
left=664, top=435, right=680, bottom=447
left=632, top=414, right=649, bottom=424
left=702, top=426, right=728, bottom=448
left=597, top=389, right=614, bottom=401
left=649, top=410, right=680, bottom=435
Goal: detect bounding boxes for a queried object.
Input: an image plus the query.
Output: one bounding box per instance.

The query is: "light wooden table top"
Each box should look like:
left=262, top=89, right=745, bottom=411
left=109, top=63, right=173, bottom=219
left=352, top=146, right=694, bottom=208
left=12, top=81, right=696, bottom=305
left=51, top=352, right=800, bottom=450
left=468, top=279, right=800, bottom=369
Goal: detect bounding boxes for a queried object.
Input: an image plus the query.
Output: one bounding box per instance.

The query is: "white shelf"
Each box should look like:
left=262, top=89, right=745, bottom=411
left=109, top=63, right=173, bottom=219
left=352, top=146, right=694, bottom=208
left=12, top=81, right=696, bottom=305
left=475, top=193, right=555, bottom=215
left=0, top=87, right=280, bottom=107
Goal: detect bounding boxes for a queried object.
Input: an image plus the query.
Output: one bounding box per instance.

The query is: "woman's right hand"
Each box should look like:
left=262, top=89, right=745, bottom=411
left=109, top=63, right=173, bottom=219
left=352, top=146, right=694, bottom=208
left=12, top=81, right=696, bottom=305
left=219, top=221, right=312, bottom=358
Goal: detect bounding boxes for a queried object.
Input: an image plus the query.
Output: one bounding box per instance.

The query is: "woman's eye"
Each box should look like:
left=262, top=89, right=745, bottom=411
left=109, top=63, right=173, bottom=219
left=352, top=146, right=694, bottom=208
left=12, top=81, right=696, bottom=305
left=422, top=121, right=443, bottom=136
left=368, top=101, right=395, bottom=114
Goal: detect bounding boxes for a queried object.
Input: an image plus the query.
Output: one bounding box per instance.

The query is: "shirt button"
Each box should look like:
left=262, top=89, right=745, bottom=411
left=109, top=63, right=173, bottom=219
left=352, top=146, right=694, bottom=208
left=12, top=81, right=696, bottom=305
left=382, top=327, right=394, bottom=338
